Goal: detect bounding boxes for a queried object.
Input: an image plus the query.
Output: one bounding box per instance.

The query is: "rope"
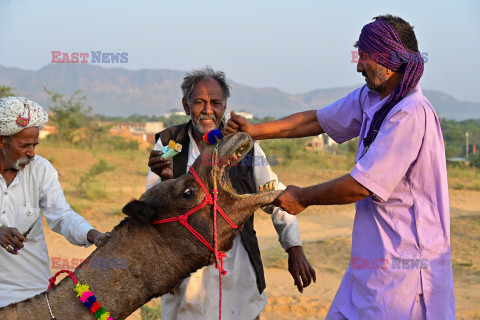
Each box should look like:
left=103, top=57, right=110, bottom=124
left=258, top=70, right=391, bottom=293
left=48, top=269, right=78, bottom=290
left=150, top=143, right=236, bottom=320
left=46, top=291, right=56, bottom=319
left=211, top=144, right=224, bottom=320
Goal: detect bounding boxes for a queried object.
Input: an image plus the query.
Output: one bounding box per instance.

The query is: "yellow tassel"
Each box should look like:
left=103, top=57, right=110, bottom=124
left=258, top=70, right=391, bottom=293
left=99, top=312, right=111, bottom=320
left=74, top=283, right=90, bottom=297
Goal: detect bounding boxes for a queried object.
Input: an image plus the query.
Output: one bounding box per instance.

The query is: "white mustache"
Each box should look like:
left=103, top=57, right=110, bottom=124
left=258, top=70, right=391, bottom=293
left=13, top=157, right=33, bottom=170
left=198, top=114, right=216, bottom=122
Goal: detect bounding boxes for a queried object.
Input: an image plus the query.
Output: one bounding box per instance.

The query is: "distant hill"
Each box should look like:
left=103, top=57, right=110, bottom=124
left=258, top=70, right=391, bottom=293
left=1, top=64, right=479, bottom=120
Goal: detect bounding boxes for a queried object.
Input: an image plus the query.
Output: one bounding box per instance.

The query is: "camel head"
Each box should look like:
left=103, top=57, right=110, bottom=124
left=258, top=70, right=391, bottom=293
left=122, top=132, right=281, bottom=262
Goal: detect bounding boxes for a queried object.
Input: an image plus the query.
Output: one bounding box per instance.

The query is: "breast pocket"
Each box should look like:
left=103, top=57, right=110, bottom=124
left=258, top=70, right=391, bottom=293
left=15, top=206, right=42, bottom=242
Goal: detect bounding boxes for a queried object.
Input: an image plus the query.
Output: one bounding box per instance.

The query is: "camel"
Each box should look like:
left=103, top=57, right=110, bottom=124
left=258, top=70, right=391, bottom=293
left=0, top=132, right=281, bottom=320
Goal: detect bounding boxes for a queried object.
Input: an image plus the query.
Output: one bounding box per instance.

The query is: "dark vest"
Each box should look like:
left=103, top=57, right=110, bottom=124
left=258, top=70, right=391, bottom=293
left=155, top=121, right=266, bottom=293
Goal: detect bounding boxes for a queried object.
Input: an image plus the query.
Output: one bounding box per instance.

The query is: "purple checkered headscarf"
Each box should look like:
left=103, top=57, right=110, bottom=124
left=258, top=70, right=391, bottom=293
left=358, top=18, right=424, bottom=148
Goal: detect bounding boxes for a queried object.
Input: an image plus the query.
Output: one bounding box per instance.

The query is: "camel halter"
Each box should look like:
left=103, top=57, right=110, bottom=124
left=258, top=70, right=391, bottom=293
left=150, top=142, right=238, bottom=320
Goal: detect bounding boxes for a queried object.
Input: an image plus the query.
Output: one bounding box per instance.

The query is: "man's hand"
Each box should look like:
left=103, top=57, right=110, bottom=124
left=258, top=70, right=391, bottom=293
left=224, top=111, right=256, bottom=137
left=273, top=185, right=308, bottom=215
left=0, top=227, right=27, bottom=255
left=287, top=246, right=316, bottom=293
left=148, top=150, right=174, bottom=180
left=87, top=229, right=111, bottom=247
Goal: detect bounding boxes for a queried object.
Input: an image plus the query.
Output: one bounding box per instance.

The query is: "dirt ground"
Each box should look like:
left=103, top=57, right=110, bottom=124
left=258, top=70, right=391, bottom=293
left=42, top=188, right=480, bottom=319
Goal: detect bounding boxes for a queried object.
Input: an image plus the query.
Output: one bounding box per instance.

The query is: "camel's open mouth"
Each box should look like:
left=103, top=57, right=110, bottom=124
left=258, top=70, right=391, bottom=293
left=217, top=133, right=277, bottom=196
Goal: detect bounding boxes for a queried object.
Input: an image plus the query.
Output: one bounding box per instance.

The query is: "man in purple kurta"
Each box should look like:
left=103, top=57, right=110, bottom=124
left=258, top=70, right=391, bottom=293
left=317, top=84, right=454, bottom=319
left=225, top=14, right=454, bottom=319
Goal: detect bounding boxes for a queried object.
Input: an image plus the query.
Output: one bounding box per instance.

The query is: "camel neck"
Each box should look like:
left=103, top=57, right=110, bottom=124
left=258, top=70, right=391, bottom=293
left=0, top=219, right=211, bottom=320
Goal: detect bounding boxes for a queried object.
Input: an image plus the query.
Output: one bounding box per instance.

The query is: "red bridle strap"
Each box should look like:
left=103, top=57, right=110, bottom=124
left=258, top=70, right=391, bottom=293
left=150, top=166, right=238, bottom=273
left=189, top=166, right=237, bottom=229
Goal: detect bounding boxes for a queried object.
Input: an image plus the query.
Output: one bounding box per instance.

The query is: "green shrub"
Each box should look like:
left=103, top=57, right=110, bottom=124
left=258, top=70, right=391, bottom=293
left=141, top=304, right=162, bottom=320
left=104, top=136, right=140, bottom=151
left=76, top=159, right=116, bottom=198
left=470, top=153, right=480, bottom=168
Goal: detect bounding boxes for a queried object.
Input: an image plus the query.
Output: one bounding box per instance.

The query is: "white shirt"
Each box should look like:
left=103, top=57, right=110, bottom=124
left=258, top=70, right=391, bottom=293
left=146, top=130, right=302, bottom=320
left=0, top=156, right=94, bottom=307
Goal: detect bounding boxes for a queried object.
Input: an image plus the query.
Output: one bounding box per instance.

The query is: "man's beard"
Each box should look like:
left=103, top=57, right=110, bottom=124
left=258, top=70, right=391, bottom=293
left=12, top=157, right=32, bottom=170
left=363, top=68, right=389, bottom=93
left=193, top=114, right=219, bottom=134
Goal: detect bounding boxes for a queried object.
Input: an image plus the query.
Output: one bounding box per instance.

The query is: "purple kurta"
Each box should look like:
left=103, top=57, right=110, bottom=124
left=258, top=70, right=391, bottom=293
left=317, top=85, right=455, bottom=319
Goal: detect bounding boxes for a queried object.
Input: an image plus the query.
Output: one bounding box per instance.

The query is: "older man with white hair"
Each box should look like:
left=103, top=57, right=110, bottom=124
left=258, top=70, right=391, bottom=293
left=0, top=97, right=110, bottom=307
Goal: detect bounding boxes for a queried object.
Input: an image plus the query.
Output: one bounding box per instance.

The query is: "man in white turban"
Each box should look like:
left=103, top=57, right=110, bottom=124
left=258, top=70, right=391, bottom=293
left=0, top=97, right=111, bottom=307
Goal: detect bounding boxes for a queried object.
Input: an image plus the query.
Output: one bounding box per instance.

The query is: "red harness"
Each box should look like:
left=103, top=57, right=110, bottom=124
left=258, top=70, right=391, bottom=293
left=150, top=166, right=238, bottom=319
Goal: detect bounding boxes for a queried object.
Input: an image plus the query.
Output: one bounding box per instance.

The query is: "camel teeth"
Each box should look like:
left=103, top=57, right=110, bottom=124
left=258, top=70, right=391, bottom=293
left=236, top=152, right=242, bottom=157
left=269, top=180, right=276, bottom=189
left=259, top=184, right=264, bottom=192
left=263, top=180, right=275, bottom=190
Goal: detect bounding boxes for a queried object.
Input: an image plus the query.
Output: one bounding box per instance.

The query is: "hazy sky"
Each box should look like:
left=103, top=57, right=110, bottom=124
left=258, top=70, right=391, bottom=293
left=1, top=0, right=479, bottom=102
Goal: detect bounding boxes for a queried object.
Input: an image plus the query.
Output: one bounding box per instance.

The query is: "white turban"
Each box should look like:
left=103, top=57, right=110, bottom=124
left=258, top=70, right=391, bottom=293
left=0, top=97, right=49, bottom=136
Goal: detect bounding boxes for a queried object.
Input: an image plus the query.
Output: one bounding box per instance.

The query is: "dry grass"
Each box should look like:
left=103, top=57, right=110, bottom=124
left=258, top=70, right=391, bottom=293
left=451, top=215, right=480, bottom=284
left=447, top=164, right=480, bottom=191
left=37, top=142, right=150, bottom=221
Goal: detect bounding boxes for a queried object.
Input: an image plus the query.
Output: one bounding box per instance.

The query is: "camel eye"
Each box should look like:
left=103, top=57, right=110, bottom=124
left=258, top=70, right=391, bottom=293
left=182, top=188, right=194, bottom=199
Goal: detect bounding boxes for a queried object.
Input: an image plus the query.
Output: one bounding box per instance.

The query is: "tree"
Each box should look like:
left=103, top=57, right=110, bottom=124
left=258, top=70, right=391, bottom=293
left=0, top=86, right=15, bottom=99
left=45, top=87, right=92, bottom=143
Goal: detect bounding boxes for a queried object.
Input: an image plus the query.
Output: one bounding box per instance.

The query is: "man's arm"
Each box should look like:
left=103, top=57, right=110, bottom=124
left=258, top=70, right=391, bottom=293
left=38, top=158, right=110, bottom=247
left=225, top=110, right=324, bottom=140
left=274, top=174, right=372, bottom=215
left=227, top=86, right=369, bottom=144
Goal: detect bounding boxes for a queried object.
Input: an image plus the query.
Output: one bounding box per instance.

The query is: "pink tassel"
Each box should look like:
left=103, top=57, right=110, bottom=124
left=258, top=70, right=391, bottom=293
left=80, top=291, right=94, bottom=303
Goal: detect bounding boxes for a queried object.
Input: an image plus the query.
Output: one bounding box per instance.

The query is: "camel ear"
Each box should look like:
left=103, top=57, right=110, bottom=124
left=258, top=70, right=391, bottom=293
left=122, top=200, right=157, bottom=223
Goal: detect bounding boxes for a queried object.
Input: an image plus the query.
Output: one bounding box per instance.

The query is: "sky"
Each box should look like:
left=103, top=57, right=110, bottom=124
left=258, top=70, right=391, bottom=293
left=1, top=0, right=479, bottom=102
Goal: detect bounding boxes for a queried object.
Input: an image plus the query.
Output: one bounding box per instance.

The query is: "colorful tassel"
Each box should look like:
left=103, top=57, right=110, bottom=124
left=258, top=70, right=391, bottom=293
left=203, top=129, right=223, bottom=145
left=94, top=306, right=106, bottom=318
left=98, top=311, right=111, bottom=320
left=49, top=270, right=116, bottom=320
left=75, top=283, right=90, bottom=297
left=80, top=291, right=94, bottom=303
left=73, top=281, right=115, bottom=320
left=83, top=295, right=95, bottom=309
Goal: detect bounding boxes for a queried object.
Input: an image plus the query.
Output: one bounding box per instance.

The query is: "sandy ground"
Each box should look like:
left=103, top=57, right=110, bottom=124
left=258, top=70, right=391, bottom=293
left=41, top=189, right=480, bottom=320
